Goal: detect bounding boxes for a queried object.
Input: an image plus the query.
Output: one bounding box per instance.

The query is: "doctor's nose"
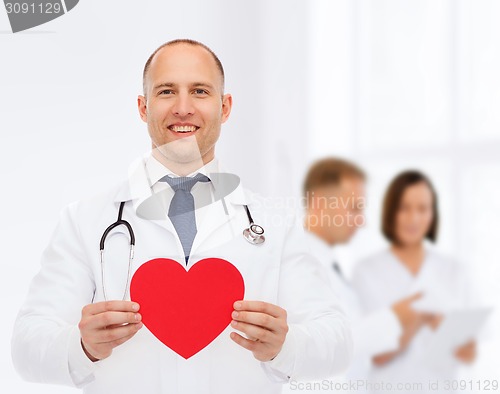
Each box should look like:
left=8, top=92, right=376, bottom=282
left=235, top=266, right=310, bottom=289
left=172, top=94, right=195, bottom=117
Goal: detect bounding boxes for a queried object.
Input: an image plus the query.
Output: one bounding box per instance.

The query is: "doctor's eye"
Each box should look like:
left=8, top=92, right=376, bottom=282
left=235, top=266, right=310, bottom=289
left=159, top=89, right=175, bottom=95
left=193, top=88, right=209, bottom=95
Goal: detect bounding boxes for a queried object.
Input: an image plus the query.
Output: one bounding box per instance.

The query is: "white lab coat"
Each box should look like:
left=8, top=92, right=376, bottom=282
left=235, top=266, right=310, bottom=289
left=352, top=247, right=475, bottom=394
left=11, top=156, right=352, bottom=394
left=283, top=232, right=401, bottom=394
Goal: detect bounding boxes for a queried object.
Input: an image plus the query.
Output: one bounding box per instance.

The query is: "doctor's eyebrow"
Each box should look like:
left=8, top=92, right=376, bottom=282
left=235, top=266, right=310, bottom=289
left=153, top=82, right=215, bottom=91
left=153, top=82, right=175, bottom=91
left=191, top=82, right=214, bottom=89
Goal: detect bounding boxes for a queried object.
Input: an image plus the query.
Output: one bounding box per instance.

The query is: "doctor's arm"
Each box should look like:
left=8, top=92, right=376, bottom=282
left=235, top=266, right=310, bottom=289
left=260, top=217, right=353, bottom=381
left=371, top=294, right=432, bottom=366
left=12, top=203, right=107, bottom=388
left=350, top=307, right=402, bottom=361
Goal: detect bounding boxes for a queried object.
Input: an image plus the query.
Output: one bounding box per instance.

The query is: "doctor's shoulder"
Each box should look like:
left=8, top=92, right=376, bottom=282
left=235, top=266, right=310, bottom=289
left=352, top=249, right=393, bottom=279
left=425, top=246, right=484, bottom=305
left=237, top=187, right=310, bottom=263
left=56, top=180, right=126, bottom=228
left=350, top=249, right=395, bottom=294
left=424, top=246, right=471, bottom=280
left=242, top=188, right=302, bottom=232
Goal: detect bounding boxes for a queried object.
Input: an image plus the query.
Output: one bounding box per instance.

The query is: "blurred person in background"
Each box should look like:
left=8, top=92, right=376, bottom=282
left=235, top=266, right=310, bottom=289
left=283, top=158, right=422, bottom=393
left=352, top=170, right=477, bottom=393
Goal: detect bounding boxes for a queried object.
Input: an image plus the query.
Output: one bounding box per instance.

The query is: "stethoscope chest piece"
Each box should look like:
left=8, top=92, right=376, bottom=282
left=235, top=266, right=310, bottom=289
left=243, top=225, right=265, bottom=245
left=243, top=205, right=265, bottom=245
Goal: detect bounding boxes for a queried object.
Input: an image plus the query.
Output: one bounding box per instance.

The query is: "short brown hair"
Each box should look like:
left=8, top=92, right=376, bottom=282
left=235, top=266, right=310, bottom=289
left=303, top=157, right=366, bottom=198
left=142, top=39, right=225, bottom=96
left=382, top=170, right=439, bottom=244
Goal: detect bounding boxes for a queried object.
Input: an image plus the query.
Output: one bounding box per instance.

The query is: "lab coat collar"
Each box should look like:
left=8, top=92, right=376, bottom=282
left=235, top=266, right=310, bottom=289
left=112, top=154, right=248, bottom=210
left=145, top=154, right=218, bottom=188
left=111, top=154, right=249, bottom=259
left=304, top=230, right=343, bottom=273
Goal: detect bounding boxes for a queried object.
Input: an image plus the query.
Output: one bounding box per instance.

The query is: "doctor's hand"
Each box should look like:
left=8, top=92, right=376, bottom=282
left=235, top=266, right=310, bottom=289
left=78, top=301, right=143, bottom=362
left=374, top=293, right=426, bottom=367
left=392, top=293, right=425, bottom=349
left=230, top=300, right=288, bottom=362
left=454, top=340, right=477, bottom=364
left=422, top=313, right=444, bottom=331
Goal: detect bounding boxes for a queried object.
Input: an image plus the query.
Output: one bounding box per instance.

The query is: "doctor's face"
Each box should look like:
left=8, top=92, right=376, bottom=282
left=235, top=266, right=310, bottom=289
left=138, top=43, right=232, bottom=170
left=308, top=177, right=366, bottom=245
left=395, top=182, right=434, bottom=247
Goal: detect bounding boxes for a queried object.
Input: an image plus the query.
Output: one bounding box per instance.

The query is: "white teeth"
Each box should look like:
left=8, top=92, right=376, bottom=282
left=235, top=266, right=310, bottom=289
left=171, top=125, right=197, bottom=133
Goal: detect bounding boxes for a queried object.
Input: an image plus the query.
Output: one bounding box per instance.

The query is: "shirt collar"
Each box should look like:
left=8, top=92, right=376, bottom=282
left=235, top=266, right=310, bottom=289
left=115, top=153, right=247, bottom=205
left=304, top=230, right=341, bottom=270
left=146, top=154, right=219, bottom=187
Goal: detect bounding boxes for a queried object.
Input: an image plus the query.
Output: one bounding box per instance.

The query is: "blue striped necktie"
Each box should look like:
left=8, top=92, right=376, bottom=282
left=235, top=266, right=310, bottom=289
left=160, top=173, right=210, bottom=264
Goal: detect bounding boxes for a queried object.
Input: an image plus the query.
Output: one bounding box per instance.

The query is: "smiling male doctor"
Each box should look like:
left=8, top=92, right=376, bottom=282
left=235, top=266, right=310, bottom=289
left=12, top=39, right=351, bottom=394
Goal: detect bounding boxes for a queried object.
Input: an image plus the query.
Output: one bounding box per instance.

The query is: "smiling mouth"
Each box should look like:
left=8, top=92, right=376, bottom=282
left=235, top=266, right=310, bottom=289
left=168, top=125, right=200, bottom=133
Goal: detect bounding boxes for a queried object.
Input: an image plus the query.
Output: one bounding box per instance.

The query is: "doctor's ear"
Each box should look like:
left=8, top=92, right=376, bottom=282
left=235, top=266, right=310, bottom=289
left=221, top=93, right=232, bottom=124
left=137, top=95, right=148, bottom=123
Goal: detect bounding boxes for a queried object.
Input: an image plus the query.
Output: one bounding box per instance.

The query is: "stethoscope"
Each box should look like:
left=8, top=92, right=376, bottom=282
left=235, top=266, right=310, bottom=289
left=99, top=199, right=265, bottom=301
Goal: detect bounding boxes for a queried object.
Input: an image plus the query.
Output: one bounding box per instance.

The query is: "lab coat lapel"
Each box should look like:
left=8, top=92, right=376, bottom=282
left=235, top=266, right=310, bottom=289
left=113, top=158, right=178, bottom=238
left=134, top=189, right=177, bottom=235
left=115, top=157, right=249, bottom=260
left=190, top=199, right=235, bottom=256
left=190, top=181, right=247, bottom=257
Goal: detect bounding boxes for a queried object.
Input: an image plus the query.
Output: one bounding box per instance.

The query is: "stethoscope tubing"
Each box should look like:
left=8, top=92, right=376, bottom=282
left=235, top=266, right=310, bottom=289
left=99, top=200, right=264, bottom=301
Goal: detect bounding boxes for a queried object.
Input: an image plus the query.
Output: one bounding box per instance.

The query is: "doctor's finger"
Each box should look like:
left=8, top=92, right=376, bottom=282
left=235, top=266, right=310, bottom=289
left=230, top=332, right=261, bottom=352
left=230, top=320, right=274, bottom=343
left=86, top=311, right=142, bottom=330
left=234, top=300, right=286, bottom=319
left=94, top=321, right=143, bottom=344
left=106, top=330, right=141, bottom=350
left=82, top=301, right=140, bottom=316
left=231, top=311, right=282, bottom=332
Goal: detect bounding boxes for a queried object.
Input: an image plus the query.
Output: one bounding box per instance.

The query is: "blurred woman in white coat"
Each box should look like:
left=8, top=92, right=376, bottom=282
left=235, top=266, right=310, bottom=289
left=352, top=170, right=477, bottom=393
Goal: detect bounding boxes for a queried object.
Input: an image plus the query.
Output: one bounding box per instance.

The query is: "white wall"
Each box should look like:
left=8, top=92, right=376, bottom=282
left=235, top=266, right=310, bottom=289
left=306, top=0, right=500, bottom=382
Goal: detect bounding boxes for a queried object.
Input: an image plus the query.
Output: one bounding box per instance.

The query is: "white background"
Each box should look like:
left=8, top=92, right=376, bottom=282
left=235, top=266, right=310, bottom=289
left=1, top=0, right=498, bottom=392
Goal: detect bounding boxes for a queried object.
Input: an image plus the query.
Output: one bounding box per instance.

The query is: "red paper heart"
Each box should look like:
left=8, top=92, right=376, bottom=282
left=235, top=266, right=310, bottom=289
left=130, top=258, right=245, bottom=359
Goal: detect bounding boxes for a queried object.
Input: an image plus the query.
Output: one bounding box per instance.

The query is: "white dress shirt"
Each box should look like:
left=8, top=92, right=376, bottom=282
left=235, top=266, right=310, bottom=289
left=143, top=154, right=219, bottom=226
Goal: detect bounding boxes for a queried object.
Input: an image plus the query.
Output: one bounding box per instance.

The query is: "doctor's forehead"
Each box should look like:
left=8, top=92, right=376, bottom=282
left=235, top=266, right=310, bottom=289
left=145, top=43, right=224, bottom=93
